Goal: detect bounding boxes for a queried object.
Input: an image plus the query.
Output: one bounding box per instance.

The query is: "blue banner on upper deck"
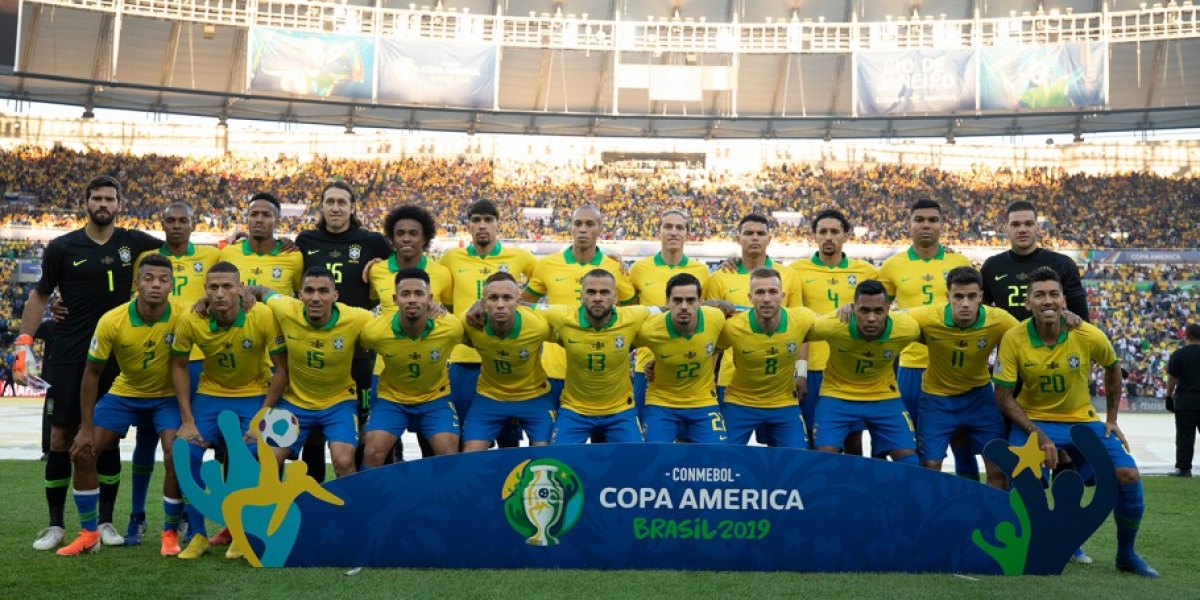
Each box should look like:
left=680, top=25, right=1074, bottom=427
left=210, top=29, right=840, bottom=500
left=377, top=39, right=495, bottom=108
left=980, top=42, right=1106, bottom=110
left=249, top=28, right=374, bottom=99
left=856, top=49, right=976, bottom=115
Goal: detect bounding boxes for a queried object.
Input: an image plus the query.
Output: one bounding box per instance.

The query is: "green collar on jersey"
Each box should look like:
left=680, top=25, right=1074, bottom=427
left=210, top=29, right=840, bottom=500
left=849, top=314, right=893, bottom=342
left=943, top=304, right=987, bottom=330
left=749, top=308, right=789, bottom=336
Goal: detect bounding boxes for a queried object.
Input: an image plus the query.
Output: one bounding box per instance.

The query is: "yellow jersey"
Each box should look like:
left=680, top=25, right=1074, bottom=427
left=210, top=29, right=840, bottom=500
left=629, top=253, right=710, bottom=373
left=909, top=303, right=1020, bottom=397
left=87, top=300, right=180, bottom=398
left=218, top=240, right=304, bottom=297
left=717, top=307, right=819, bottom=409
left=360, top=313, right=464, bottom=405
left=808, top=312, right=920, bottom=401
left=136, top=243, right=222, bottom=361
left=789, top=253, right=880, bottom=371
left=877, top=246, right=973, bottom=368
left=264, top=294, right=373, bottom=410
left=369, top=254, right=454, bottom=376
left=463, top=306, right=555, bottom=402
left=438, top=242, right=538, bottom=364
left=542, top=305, right=657, bottom=416
left=993, top=320, right=1116, bottom=423
left=525, top=247, right=637, bottom=381
left=704, top=258, right=803, bottom=386
left=171, top=303, right=286, bottom=398
left=634, top=306, right=725, bottom=409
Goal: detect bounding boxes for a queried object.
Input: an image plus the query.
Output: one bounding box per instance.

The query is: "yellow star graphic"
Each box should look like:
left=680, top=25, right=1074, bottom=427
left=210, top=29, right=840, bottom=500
left=1008, top=432, right=1045, bottom=481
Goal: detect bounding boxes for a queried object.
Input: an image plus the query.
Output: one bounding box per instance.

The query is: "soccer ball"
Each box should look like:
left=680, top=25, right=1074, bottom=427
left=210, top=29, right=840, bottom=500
left=258, top=408, right=300, bottom=448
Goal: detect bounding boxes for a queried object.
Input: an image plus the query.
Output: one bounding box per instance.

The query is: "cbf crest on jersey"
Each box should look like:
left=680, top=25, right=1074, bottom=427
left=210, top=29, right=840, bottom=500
left=499, top=264, right=509, bottom=273
left=883, top=350, right=894, bottom=360
left=1067, top=352, right=1082, bottom=370
left=163, top=332, right=176, bottom=346
left=977, top=337, right=989, bottom=349
left=847, top=275, right=858, bottom=285
left=193, top=262, right=205, bottom=273
left=119, top=246, right=132, bottom=264
left=705, top=342, right=715, bottom=356
left=349, top=245, right=362, bottom=261
left=272, top=267, right=283, bottom=280
left=430, top=349, right=442, bottom=362
left=787, top=341, right=798, bottom=354
left=242, top=337, right=254, bottom=350
left=333, top=338, right=345, bottom=351
left=518, top=348, right=530, bottom=360
left=614, top=336, right=626, bottom=349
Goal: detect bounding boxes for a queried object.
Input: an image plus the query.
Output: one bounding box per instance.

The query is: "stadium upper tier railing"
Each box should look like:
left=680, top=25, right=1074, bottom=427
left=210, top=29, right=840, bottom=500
left=24, top=0, right=1200, bottom=53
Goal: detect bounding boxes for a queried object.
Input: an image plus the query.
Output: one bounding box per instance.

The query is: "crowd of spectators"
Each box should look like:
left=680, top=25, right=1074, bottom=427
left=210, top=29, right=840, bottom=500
left=2, top=145, right=1199, bottom=399
left=1085, top=264, right=1200, bottom=403
left=1, top=146, right=1198, bottom=248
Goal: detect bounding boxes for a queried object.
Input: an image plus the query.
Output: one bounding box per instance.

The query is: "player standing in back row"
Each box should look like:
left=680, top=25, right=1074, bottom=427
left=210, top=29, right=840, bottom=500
left=19, top=176, right=163, bottom=551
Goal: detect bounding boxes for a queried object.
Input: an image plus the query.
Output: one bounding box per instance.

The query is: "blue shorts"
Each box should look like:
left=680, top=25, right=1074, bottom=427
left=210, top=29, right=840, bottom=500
left=716, top=386, right=726, bottom=410
left=280, top=399, right=360, bottom=457
left=643, top=405, right=726, bottom=444
left=1008, top=420, right=1137, bottom=473
left=897, top=366, right=924, bottom=422
left=365, top=395, right=460, bottom=439
left=192, top=394, right=264, bottom=447
left=917, top=384, right=1006, bottom=463
left=448, top=363, right=481, bottom=417
left=813, top=396, right=915, bottom=454
left=552, top=407, right=642, bottom=444
left=723, top=403, right=808, bottom=448
left=94, top=394, right=180, bottom=437
left=462, top=393, right=555, bottom=444
left=632, top=372, right=648, bottom=420
left=133, top=360, right=203, bottom=437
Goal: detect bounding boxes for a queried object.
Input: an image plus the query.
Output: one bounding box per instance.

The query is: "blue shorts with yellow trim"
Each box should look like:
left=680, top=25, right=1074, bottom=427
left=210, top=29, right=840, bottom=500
left=552, top=407, right=642, bottom=444
left=94, top=394, right=180, bottom=437
left=643, top=405, right=726, bottom=444
left=192, top=393, right=264, bottom=448
left=917, top=384, right=1005, bottom=463
left=280, top=399, right=359, bottom=457
left=813, top=396, right=915, bottom=454
left=365, top=395, right=460, bottom=440
left=462, top=393, right=556, bottom=444
left=723, top=403, right=807, bottom=448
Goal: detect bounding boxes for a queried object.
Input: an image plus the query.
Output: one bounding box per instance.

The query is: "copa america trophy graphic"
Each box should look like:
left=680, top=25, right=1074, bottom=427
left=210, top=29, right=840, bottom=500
left=522, top=465, right=565, bottom=546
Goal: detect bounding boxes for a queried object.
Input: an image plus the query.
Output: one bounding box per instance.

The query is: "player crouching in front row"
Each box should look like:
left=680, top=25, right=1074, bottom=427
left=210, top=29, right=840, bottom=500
left=60, top=255, right=185, bottom=557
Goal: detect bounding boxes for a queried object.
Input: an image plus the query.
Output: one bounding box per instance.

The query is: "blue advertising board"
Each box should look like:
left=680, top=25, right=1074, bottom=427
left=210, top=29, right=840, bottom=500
left=177, top=410, right=1116, bottom=575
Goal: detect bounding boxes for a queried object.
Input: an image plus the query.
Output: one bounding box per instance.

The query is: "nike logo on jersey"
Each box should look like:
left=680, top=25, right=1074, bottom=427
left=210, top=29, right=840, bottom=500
left=554, top=277, right=571, bottom=282
left=73, top=259, right=87, bottom=266
left=458, top=268, right=471, bottom=273
left=659, top=353, right=675, bottom=359
left=806, top=279, right=818, bottom=283
left=307, top=250, right=321, bottom=255
left=385, top=353, right=398, bottom=358
left=837, top=348, right=855, bottom=353
left=287, top=335, right=300, bottom=340
left=741, top=350, right=754, bottom=354
left=727, top=288, right=741, bottom=294
left=901, top=277, right=914, bottom=282
left=995, top=274, right=1009, bottom=281
left=567, top=340, right=581, bottom=344
left=1023, top=361, right=1038, bottom=367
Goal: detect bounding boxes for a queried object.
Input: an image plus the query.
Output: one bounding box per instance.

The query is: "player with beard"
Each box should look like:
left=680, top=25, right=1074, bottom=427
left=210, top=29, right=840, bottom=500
left=295, top=182, right=390, bottom=475
left=19, top=176, right=162, bottom=551
left=439, top=201, right=538, bottom=448
left=788, top=209, right=878, bottom=453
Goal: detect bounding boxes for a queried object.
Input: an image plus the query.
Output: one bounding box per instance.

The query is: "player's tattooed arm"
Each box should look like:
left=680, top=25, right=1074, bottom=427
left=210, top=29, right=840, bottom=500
left=701, top=299, right=737, bottom=317
left=1102, top=363, right=1129, bottom=449
left=994, top=385, right=1057, bottom=470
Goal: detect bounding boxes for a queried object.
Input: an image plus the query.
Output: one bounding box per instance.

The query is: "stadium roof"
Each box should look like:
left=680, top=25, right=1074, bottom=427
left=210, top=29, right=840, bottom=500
left=2, top=0, right=1199, bottom=140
